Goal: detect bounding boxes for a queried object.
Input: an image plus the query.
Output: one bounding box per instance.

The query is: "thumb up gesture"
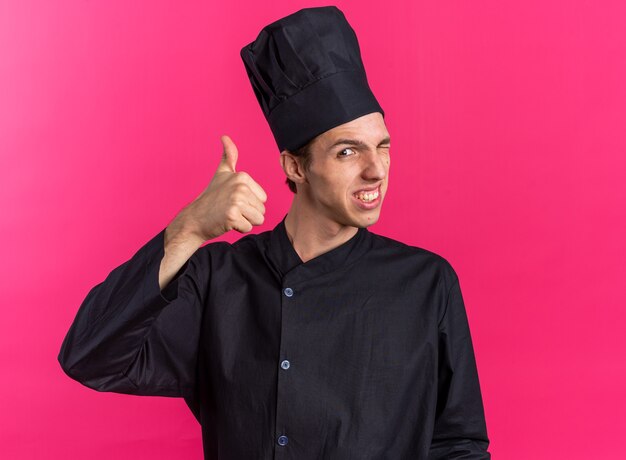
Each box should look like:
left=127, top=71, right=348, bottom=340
left=169, top=135, right=268, bottom=245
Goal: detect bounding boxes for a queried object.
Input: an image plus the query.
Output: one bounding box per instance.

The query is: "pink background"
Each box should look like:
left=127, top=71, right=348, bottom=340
left=2, top=1, right=625, bottom=458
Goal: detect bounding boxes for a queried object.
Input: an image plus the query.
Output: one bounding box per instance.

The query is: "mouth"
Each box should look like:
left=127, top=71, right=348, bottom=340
left=352, top=185, right=381, bottom=208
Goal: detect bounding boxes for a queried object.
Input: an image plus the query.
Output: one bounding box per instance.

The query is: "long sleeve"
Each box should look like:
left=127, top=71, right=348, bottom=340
left=58, top=228, right=209, bottom=403
left=428, top=275, right=491, bottom=459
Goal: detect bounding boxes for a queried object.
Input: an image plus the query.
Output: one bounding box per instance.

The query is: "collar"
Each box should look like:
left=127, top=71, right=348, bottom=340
left=264, top=214, right=373, bottom=285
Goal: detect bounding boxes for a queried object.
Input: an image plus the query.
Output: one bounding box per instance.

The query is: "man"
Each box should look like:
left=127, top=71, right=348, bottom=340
left=59, top=6, right=491, bottom=459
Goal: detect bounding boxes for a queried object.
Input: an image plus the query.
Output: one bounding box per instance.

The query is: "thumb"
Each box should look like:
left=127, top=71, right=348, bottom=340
left=217, top=134, right=238, bottom=173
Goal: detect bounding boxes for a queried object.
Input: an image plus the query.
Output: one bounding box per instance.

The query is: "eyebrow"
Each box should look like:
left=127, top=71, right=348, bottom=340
left=329, top=136, right=391, bottom=150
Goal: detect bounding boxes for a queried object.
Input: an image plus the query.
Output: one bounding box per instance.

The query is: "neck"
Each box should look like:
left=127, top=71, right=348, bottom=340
left=284, top=196, right=358, bottom=263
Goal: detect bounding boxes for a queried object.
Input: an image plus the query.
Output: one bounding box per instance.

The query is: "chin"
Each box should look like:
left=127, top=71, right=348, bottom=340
left=356, top=212, right=381, bottom=228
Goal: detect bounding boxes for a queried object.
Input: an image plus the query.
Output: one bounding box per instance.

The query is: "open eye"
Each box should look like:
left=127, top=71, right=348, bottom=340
left=338, top=147, right=356, bottom=157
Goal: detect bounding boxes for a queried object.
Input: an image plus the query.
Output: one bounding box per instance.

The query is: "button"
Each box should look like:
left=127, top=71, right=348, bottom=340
left=283, top=287, right=294, bottom=297
left=277, top=435, right=289, bottom=446
left=281, top=360, right=290, bottom=370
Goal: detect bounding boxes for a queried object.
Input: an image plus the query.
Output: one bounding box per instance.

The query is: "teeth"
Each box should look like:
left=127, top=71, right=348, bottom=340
left=355, top=189, right=379, bottom=202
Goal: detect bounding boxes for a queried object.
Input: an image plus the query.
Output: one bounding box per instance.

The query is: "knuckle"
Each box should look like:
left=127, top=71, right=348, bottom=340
left=225, top=207, right=239, bottom=222
left=234, top=183, right=249, bottom=194
left=231, top=193, right=248, bottom=209
left=235, top=171, right=251, bottom=181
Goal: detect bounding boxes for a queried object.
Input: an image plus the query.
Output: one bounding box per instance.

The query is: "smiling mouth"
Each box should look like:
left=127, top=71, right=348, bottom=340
left=353, top=186, right=380, bottom=203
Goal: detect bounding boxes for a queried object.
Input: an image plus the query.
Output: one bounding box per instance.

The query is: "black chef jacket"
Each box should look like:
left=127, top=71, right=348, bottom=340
left=59, top=215, right=490, bottom=459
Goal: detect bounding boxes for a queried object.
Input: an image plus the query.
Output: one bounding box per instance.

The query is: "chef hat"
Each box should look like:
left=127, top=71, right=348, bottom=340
left=240, top=6, right=385, bottom=152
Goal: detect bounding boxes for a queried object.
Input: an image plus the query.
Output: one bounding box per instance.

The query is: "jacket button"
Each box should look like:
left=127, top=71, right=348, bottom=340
left=281, top=360, right=290, bottom=370
left=283, top=287, right=294, bottom=297
left=277, top=435, right=289, bottom=446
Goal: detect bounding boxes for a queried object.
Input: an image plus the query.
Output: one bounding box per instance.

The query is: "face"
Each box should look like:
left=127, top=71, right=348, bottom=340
left=293, top=111, right=391, bottom=229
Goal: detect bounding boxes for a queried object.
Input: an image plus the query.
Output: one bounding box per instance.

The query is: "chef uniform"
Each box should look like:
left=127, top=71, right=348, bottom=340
left=59, top=6, right=491, bottom=459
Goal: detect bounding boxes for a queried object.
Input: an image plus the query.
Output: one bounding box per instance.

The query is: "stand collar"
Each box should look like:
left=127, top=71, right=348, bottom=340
left=265, top=214, right=373, bottom=284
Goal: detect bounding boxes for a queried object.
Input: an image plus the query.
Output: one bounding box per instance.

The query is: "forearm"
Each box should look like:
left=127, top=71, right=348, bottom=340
left=160, top=218, right=204, bottom=290
left=58, top=228, right=206, bottom=396
left=59, top=229, right=172, bottom=390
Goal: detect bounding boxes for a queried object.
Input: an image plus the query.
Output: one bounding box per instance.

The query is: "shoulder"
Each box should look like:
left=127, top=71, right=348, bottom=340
left=366, top=231, right=460, bottom=288
left=194, top=229, right=271, bottom=262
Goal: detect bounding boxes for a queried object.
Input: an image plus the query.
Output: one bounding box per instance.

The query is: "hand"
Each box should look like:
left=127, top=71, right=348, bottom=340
left=168, top=135, right=268, bottom=245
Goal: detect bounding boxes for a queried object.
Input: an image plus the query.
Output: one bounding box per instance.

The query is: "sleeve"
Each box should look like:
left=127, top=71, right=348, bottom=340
left=428, top=275, right=491, bottom=459
left=58, top=228, right=209, bottom=404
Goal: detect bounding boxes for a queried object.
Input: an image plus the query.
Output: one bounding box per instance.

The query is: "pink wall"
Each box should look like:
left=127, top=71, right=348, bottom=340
left=2, top=0, right=625, bottom=458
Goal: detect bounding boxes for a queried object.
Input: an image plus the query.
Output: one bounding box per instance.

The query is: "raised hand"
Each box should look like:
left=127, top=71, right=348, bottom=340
left=159, top=135, right=268, bottom=289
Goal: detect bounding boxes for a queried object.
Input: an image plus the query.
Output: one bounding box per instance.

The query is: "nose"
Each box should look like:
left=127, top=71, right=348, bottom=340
left=361, top=150, right=388, bottom=181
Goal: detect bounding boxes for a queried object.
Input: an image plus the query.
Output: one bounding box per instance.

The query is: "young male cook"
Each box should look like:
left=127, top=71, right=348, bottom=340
left=60, top=6, right=491, bottom=459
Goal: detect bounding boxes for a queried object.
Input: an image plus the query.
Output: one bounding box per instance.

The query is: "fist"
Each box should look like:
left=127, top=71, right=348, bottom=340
left=174, top=135, right=268, bottom=243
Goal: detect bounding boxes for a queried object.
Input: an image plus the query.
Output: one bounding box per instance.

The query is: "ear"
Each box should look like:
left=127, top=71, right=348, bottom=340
left=280, top=150, right=308, bottom=186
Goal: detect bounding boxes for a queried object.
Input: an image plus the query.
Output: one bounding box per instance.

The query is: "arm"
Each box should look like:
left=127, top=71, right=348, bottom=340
left=58, top=134, right=267, bottom=399
left=57, top=227, right=208, bottom=398
left=428, top=276, right=491, bottom=459
left=160, top=222, right=205, bottom=290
